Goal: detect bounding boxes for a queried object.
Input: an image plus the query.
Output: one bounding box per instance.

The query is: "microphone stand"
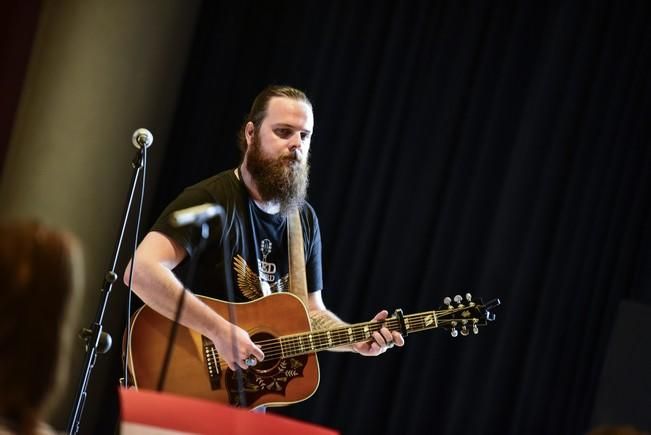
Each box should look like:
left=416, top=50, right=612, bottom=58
left=67, top=146, right=147, bottom=435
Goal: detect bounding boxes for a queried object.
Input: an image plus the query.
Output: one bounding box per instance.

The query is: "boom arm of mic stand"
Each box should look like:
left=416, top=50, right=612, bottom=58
left=67, top=150, right=145, bottom=435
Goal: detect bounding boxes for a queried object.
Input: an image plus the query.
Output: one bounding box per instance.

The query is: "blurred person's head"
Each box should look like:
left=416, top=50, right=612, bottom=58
left=0, top=220, right=83, bottom=434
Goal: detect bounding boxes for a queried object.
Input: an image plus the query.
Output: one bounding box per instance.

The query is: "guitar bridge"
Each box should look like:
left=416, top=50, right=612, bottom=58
left=202, top=336, right=221, bottom=390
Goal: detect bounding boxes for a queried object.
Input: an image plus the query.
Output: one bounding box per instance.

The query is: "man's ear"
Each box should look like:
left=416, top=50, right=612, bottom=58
left=244, top=122, right=255, bottom=148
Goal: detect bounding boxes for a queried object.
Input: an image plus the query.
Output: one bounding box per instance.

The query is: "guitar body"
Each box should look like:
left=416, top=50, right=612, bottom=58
left=126, top=292, right=320, bottom=410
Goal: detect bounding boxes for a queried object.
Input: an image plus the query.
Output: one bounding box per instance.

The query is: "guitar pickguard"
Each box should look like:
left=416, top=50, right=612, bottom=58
left=225, top=331, right=308, bottom=407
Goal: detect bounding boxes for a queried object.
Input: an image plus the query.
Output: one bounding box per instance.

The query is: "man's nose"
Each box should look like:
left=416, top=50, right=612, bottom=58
left=288, top=132, right=303, bottom=150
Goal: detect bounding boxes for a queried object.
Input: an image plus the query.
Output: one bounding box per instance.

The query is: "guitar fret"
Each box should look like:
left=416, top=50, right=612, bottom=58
left=403, top=311, right=439, bottom=333
left=336, top=329, right=345, bottom=345
left=287, top=337, right=294, bottom=355
left=295, top=340, right=301, bottom=355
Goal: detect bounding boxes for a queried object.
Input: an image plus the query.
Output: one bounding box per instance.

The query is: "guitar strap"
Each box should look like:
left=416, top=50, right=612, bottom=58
left=287, top=208, right=309, bottom=307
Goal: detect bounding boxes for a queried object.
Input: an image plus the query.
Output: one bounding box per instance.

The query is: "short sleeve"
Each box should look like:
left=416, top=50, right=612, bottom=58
left=151, top=187, right=217, bottom=257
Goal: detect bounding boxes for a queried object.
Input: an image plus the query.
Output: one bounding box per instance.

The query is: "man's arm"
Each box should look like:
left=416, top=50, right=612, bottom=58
left=307, top=290, right=404, bottom=356
left=123, top=231, right=263, bottom=370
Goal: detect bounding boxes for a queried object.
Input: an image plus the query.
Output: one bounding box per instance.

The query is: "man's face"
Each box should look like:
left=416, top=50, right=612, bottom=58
left=245, top=96, right=314, bottom=212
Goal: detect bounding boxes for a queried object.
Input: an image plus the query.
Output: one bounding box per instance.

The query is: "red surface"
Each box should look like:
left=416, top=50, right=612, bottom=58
left=119, top=388, right=338, bottom=435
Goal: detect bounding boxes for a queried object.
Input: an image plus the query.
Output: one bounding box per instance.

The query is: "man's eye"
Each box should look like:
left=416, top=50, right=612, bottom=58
left=276, top=129, right=291, bottom=138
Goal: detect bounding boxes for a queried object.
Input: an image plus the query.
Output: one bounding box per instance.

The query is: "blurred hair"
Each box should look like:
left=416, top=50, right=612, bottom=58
left=0, top=220, right=83, bottom=434
left=237, top=85, right=312, bottom=157
left=587, top=425, right=650, bottom=435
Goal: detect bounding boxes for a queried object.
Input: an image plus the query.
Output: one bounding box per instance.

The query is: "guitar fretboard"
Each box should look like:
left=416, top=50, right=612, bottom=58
left=257, top=311, right=441, bottom=360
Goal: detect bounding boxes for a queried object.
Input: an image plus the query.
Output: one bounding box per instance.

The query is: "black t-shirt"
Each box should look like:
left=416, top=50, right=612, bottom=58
left=151, top=169, right=323, bottom=302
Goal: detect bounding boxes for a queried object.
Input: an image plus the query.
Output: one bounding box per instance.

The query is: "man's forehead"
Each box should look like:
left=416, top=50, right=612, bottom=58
left=265, top=97, right=313, bottom=128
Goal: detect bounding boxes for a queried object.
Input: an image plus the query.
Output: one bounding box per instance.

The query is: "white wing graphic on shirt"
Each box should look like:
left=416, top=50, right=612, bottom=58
left=232, top=254, right=289, bottom=300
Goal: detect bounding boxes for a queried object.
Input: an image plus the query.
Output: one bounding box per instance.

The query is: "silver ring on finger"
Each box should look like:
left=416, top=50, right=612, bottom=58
left=244, top=357, right=257, bottom=367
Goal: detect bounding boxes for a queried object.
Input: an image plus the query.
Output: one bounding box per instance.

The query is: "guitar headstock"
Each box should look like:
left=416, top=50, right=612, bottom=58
left=436, top=293, right=500, bottom=337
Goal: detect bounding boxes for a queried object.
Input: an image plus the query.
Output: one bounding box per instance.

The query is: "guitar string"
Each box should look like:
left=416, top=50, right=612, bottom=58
left=208, top=318, right=408, bottom=368
left=208, top=309, right=471, bottom=359
left=255, top=319, right=467, bottom=360
left=211, top=317, right=467, bottom=370
left=236, top=317, right=407, bottom=356
left=241, top=306, right=468, bottom=347
left=209, top=317, right=465, bottom=360
left=206, top=308, right=474, bottom=367
left=211, top=325, right=460, bottom=370
left=245, top=306, right=472, bottom=348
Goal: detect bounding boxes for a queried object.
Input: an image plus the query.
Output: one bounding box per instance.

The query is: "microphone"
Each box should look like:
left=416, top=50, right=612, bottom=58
left=170, top=203, right=223, bottom=227
left=132, top=128, right=153, bottom=149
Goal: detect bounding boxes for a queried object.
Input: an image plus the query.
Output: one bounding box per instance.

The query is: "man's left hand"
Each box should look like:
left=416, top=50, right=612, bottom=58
left=352, top=310, right=405, bottom=356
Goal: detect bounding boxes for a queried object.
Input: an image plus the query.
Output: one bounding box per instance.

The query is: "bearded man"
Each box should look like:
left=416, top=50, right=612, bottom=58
left=125, top=86, right=404, bottom=400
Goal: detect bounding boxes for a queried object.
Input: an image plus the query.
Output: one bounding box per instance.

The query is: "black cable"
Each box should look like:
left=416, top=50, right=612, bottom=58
left=155, top=221, right=209, bottom=391
left=220, top=212, right=247, bottom=407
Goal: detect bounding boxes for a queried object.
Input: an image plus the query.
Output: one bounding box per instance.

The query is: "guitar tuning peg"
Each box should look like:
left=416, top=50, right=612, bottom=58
left=465, top=292, right=472, bottom=301
left=461, top=325, right=469, bottom=336
left=450, top=328, right=458, bottom=338
left=443, top=296, right=452, bottom=307
left=454, top=294, right=462, bottom=304
left=473, top=324, right=479, bottom=334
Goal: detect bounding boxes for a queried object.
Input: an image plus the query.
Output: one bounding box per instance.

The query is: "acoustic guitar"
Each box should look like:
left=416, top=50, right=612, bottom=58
left=125, top=292, right=499, bottom=410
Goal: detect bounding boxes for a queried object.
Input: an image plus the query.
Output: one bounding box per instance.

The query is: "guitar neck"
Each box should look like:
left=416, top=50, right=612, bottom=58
left=258, top=310, right=440, bottom=359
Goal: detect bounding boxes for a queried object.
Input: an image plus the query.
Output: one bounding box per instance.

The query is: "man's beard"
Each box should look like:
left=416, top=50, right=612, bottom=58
left=246, top=136, right=310, bottom=214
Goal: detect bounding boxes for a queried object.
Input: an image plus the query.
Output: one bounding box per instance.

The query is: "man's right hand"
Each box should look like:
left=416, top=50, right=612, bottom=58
left=210, top=323, right=265, bottom=371
left=126, top=231, right=265, bottom=371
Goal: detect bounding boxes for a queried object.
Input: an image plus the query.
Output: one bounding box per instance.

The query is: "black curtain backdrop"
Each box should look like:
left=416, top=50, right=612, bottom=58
left=106, top=1, right=651, bottom=434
